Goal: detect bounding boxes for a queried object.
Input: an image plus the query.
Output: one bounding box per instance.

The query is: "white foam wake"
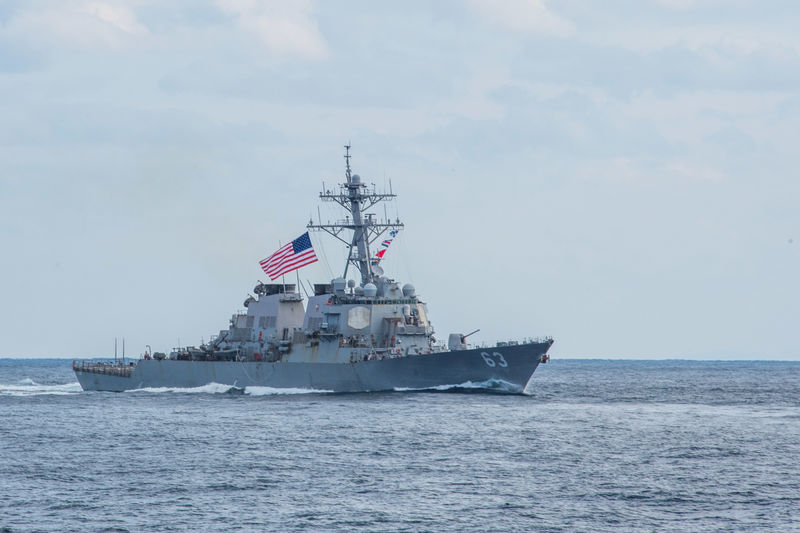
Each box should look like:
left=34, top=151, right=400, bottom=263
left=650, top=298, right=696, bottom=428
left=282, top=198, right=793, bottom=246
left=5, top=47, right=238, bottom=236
left=245, top=386, right=333, bottom=395
left=394, top=378, right=525, bottom=394
left=124, top=382, right=332, bottom=395
left=125, top=382, right=240, bottom=394
left=0, top=379, right=82, bottom=396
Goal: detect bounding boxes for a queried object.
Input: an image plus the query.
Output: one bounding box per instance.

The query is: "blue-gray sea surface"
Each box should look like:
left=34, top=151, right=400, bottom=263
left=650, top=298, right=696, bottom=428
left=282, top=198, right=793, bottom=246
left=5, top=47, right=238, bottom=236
left=1, top=359, right=798, bottom=532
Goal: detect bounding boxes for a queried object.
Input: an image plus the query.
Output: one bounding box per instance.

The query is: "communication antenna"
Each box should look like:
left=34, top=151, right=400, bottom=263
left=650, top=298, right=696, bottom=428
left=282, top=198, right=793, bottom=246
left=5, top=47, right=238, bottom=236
left=308, top=145, right=404, bottom=285
left=344, top=143, right=352, bottom=179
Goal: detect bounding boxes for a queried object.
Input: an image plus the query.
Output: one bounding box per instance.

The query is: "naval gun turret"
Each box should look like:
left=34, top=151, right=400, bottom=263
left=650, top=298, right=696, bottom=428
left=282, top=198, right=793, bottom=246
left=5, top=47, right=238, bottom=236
left=448, top=329, right=480, bottom=351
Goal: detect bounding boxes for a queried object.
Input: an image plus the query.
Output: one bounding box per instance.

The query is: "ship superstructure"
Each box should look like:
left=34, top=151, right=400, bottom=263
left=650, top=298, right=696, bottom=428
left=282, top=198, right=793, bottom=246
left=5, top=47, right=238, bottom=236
left=74, top=147, right=553, bottom=393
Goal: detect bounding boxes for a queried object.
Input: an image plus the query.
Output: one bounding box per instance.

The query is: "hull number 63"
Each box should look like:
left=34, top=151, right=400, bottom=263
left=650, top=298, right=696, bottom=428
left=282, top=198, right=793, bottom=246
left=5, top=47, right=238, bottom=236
left=480, top=352, right=508, bottom=368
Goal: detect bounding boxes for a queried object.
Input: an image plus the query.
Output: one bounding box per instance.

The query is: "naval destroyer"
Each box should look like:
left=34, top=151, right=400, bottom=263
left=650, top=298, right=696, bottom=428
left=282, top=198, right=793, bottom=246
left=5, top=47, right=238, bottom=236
left=74, top=147, right=553, bottom=393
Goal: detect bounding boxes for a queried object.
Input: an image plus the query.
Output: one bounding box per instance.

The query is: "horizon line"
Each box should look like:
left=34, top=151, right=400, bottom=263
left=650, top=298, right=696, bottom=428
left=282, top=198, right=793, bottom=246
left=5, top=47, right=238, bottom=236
left=2, top=355, right=799, bottom=362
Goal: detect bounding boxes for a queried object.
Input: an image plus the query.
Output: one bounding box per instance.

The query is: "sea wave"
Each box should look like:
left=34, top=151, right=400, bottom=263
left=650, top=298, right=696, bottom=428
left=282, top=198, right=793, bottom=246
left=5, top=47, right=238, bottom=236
left=0, top=379, right=82, bottom=396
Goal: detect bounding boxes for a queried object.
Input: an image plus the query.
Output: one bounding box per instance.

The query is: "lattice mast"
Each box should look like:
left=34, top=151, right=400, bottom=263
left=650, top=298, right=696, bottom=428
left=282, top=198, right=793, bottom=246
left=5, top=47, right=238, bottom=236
left=308, top=145, right=404, bottom=286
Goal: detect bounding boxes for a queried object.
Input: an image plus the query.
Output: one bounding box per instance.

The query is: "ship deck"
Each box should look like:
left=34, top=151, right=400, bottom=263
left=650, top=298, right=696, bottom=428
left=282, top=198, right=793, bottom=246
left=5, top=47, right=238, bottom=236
left=73, top=360, right=134, bottom=378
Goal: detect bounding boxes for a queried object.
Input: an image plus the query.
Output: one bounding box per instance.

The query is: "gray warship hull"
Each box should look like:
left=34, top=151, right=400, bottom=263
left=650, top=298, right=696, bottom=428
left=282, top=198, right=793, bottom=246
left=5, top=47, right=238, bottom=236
left=74, top=341, right=551, bottom=394
left=75, top=146, right=555, bottom=395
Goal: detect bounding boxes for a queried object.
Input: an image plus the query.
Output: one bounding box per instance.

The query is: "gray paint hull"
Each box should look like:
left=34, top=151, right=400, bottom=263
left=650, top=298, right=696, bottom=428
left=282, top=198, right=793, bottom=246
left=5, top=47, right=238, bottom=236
left=75, top=342, right=550, bottom=394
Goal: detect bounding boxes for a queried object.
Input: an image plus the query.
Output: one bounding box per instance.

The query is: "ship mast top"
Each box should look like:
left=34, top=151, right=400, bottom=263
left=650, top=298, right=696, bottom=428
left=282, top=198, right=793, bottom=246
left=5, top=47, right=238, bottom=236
left=344, top=143, right=352, bottom=179
left=308, top=145, right=404, bottom=286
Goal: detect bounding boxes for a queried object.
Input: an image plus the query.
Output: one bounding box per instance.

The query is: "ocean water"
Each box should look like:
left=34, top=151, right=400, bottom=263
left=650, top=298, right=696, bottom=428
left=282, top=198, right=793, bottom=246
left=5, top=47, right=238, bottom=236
left=1, top=359, right=799, bottom=533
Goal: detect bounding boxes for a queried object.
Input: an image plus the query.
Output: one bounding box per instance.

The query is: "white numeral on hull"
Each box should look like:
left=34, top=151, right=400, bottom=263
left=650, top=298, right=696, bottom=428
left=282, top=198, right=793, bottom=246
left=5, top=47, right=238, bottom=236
left=480, top=352, right=508, bottom=368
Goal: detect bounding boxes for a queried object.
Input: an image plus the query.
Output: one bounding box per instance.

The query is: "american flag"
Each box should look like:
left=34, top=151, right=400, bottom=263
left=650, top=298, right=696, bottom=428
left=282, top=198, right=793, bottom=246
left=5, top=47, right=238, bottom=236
left=260, top=232, right=318, bottom=280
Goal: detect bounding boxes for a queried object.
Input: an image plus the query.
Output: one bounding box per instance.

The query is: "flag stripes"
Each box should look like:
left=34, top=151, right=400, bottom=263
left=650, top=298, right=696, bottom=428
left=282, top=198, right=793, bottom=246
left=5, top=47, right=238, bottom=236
left=259, top=232, right=318, bottom=280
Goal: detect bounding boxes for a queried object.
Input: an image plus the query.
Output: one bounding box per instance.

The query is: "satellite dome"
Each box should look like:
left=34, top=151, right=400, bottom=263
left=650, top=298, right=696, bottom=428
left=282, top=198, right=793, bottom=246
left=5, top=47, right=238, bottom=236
left=354, top=286, right=364, bottom=295
left=352, top=174, right=361, bottom=184
left=363, top=283, right=377, bottom=297
left=402, top=283, right=416, bottom=297
left=347, top=279, right=356, bottom=288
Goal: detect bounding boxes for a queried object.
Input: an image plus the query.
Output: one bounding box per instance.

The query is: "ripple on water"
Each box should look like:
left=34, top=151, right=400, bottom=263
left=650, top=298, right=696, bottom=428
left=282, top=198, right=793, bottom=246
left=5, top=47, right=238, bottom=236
left=1, top=359, right=799, bottom=532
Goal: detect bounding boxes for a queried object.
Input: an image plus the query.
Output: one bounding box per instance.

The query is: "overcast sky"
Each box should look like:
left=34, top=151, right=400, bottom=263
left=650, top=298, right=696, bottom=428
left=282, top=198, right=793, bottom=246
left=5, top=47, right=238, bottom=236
left=1, top=0, right=799, bottom=359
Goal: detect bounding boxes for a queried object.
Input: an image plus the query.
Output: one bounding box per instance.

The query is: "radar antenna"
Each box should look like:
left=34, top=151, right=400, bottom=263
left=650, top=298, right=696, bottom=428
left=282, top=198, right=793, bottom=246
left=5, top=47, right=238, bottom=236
left=308, top=145, right=404, bottom=285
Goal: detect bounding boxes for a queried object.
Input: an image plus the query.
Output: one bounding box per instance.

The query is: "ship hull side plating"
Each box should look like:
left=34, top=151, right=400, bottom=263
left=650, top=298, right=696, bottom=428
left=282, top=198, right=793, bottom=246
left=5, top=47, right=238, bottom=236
left=74, top=342, right=550, bottom=393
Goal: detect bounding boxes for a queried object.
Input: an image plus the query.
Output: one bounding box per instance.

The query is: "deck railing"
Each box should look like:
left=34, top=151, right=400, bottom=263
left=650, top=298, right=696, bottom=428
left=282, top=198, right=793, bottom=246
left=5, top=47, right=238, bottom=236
left=72, top=360, right=134, bottom=378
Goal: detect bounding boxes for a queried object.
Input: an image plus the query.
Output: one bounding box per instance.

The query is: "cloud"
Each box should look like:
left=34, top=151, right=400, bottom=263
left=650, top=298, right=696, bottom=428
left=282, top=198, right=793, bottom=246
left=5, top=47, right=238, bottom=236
left=4, top=1, right=148, bottom=49
left=577, top=157, right=726, bottom=184
left=467, top=0, right=574, bottom=36
left=2, top=1, right=800, bottom=358
left=0, top=1, right=329, bottom=60
left=215, top=0, right=328, bottom=60
left=653, top=0, right=739, bottom=9
left=83, top=2, right=147, bottom=34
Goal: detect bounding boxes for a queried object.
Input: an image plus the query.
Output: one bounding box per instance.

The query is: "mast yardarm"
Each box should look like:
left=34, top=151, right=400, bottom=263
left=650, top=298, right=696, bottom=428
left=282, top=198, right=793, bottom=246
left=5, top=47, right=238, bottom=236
left=308, top=145, right=404, bottom=285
